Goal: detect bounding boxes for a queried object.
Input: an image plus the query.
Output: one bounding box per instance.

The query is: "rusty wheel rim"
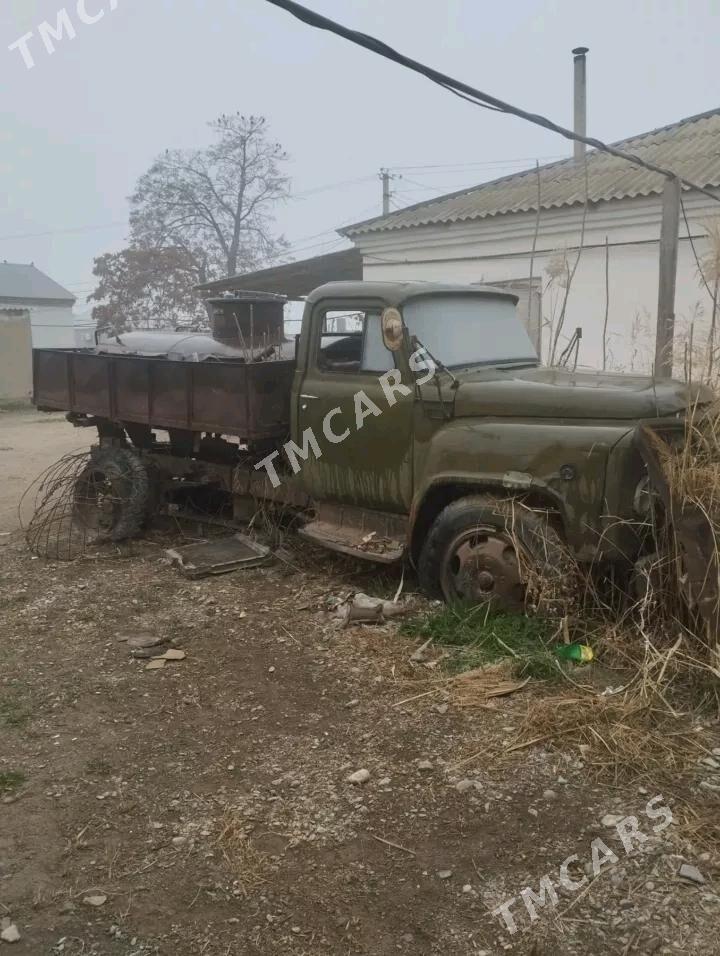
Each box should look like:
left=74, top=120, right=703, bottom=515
left=440, top=525, right=525, bottom=610
left=74, top=469, right=124, bottom=535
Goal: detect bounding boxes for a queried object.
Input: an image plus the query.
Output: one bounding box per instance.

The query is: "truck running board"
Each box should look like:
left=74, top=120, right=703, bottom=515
left=298, top=504, right=406, bottom=564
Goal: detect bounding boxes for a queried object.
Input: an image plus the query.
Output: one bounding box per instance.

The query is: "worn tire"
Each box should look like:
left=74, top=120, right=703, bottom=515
left=418, top=495, right=576, bottom=614
left=73, top=447, right=150, bottom=541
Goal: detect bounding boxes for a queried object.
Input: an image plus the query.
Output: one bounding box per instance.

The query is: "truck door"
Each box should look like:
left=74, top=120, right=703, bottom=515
left=295, top=299, right=414, bottom=512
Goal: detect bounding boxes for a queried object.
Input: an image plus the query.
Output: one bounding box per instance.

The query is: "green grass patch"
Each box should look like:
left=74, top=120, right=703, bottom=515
left=0, top=696, right=31, bottom=728
left=401, top=603, right=564, bottom=680
left=85, top=756, right=113, bottom=777
left=0, top=770, right=26, bottom=794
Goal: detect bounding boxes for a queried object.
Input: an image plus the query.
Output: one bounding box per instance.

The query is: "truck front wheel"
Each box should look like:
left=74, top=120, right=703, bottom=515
left=418, top=495, right=574, bottom=614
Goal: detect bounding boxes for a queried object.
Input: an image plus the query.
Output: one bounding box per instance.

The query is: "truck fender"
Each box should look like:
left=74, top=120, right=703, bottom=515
left=407, top=473, right=567, bottom=566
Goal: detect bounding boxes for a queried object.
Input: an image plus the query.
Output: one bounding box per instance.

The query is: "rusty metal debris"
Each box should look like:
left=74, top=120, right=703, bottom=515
left=165, top=533, right=271, bottom=578
left=337, top=591, right=412, bottom=627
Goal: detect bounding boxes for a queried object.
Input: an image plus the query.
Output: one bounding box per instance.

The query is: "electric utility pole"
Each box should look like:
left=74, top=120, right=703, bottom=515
left=380, top=168, right=393, bottom=214
left=654, top=177, right=681, bottom=378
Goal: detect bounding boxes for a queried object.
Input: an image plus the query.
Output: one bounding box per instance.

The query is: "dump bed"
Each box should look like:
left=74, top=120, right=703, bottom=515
left=33, top=349, right=295, bottom=441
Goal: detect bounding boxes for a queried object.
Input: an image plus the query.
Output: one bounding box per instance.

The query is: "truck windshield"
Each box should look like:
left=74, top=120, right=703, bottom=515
left=403, top=294, right=538, bottom=370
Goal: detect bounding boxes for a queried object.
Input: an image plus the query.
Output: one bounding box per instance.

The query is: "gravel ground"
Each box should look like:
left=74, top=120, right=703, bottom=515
left=1, top=413, right=719, bottom=955
left=0, top=408, right=91, bottom=534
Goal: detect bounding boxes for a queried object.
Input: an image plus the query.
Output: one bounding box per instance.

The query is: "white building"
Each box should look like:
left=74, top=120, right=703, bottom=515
left=341, top=108, right=720, bottom=374
left=0, top=261, right=95, bottom=349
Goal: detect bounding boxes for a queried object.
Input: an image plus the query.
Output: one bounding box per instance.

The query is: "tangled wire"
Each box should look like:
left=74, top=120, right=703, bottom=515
left=20, top=450, right=127, bottom=561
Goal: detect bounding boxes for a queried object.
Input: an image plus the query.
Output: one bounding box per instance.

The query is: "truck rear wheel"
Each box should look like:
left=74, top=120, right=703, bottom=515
left=418, top=495, right=575, bottom=614
left=73, top=447, right=150, bottom=541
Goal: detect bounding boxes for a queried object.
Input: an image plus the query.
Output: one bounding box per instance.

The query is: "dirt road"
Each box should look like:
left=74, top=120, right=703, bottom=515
left=0, top=407, right=91, bottom=533
left=0, top=413, right=718, bottom=955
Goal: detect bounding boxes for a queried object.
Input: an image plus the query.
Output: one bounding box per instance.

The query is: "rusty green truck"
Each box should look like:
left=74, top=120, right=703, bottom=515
left=32, top=281, right=709, bottom=609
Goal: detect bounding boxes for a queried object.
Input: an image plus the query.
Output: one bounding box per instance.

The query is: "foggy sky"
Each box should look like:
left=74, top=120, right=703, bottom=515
left=1, top=0, right=718, bottom=309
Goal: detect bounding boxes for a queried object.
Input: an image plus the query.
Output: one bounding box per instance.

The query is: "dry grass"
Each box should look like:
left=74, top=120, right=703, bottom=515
left=214, top=809, right=269, bottom=893
left=514, top=688, right=707, bottom=779
left=635, top=406, right=720, bottom=680
left=445, top=660, right=531, bottom=706
left=666, top=401, right=720, bottom=512
left=510, top=681, right=720, bottom=848
left=698, top=217, right=720, bottom=286
left=395, top=659, right=534, bottom=712
left=444, top=620, right=717, bottom=785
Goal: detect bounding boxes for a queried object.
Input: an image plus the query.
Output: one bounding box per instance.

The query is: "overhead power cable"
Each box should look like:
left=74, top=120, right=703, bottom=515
left=388, top=155, right=564, bottom=172
left=282, top=201, right=384, bottom=258
left=0, top=177, right=375, bottom=245
left=399, top=176, right=466, bottom=194
left=291, top=174, right=376, bottom=199
left=0, top=221, right=127, bottom=243
left=265, top=0, right=720, bottom=205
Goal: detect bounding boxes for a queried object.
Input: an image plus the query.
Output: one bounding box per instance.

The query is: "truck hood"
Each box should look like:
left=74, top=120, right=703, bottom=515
left=451, top=366, right=713, bottom=421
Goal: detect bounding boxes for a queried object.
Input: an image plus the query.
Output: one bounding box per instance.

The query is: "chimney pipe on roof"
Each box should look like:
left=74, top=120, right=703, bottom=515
left=572, top=46, right=589, bottom=161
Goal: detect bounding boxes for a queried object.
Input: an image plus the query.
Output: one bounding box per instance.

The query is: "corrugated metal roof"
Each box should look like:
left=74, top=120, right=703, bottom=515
left=343, top=108, right=720, bottom=237
left=0, top=262, right=75, bottom=303
left=196, top=248, right=363, bottom=300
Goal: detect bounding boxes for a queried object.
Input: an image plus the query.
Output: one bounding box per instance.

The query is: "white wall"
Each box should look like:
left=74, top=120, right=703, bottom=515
left=0, top=311, right=32, bottom=400
left=25, top=304, right=95, bottom=349
left=354, top=191, right=718, bottom=374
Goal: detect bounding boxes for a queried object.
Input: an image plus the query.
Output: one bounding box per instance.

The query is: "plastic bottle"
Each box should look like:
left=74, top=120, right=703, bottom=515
left=554, top=642, right=594, bottom=663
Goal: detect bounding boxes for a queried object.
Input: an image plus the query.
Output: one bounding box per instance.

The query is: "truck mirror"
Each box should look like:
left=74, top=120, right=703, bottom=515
left=381, top=308, right=404, bottom=352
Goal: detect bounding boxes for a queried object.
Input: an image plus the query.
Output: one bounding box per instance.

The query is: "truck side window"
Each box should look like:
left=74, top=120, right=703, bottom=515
left=360, top=312, right=394, bottom=372
left=318, top=309, right=393, bottom=373
left=318, top=310, right=364, bottom=372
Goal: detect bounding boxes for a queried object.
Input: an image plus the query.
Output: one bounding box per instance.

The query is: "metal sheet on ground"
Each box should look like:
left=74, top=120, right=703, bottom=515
left=165, top=533, right=271, bottom=578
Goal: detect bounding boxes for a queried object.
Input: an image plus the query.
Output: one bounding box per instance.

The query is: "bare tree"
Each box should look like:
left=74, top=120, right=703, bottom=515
left=89, top=247, right=208, bottom=333
left=697, top=217, right=720, bottom=381
left=543, top=251, right=569, bottom=364
left=526, top=160, right=542, bottom=330
left=549, top=159, right=589, bottom=365
left=602, top=235, right=610, bottom=371
left=129, top=114, right=290, bottom=282
left=680, top=206, right=720, bottom=383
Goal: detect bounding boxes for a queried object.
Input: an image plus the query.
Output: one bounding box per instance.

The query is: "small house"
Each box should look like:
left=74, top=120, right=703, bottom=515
left=340, top=109, right=720, bottom=373
left=0, top=261, right=95, bottom=349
